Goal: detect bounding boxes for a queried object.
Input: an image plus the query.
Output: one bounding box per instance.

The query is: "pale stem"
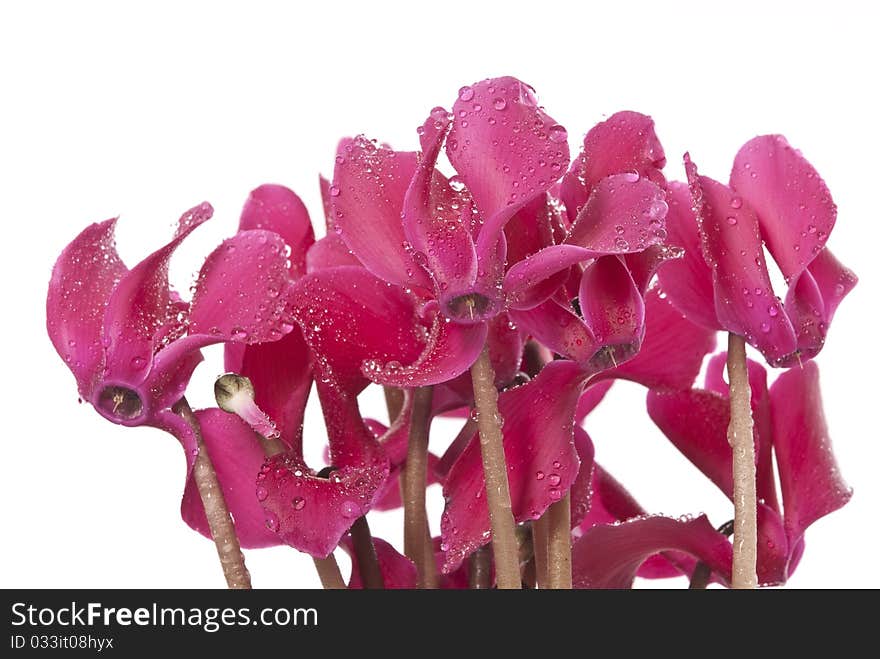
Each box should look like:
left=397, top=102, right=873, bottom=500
left=727, top=334, right=758, bottom=589
left=403, top=386, right=438, bottom=588
left=383, top=386, right=405, bottom=424
left=469, top=345, right=521, bottom=589
left=468, top=545, right=492, bottom=589
left=350, top=516, right=385, bottom=589
left=172, top=398, right=251, bottom=589
left=312, top=555, right=346, bottom=590
left=545, top=493, right=572, bottom=589
left=532, top=513, right=550, bottom=589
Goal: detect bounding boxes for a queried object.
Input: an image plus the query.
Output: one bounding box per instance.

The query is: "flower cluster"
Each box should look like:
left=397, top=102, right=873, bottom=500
left=47, top=76, right=855, bottom=589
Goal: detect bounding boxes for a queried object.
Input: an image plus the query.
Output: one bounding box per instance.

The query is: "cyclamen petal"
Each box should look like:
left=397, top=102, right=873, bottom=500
left=440, top=360, right=587, bottom=572
left=342, top=536, right=418, bottom=589
left=509, top=297, right=597, bottom=364
left=238, top=184, right=315, bottom=277
left=47, top=218, right=128, bottom=398
left=331, top=137, right=431, bottom=290
left=305, top=234, right=362, bottom=272
left=730, top=135, right=835, bottom=283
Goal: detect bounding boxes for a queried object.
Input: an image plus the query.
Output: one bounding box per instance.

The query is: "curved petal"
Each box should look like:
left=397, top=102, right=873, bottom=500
left=575, top=380, right=614, bottom=423
left=572, top=514, right=733, bottom=589
left=440, top=360, right=588, bottom=572
left=223, top=326, right=312, bottom=449
left=605, top=287, right=716, bottom=390
left=569, top=427, right=596, bottom=527
left=730, top=135, right=836, bottom=282
left=403, top=110, right=478, bottom=310
left=290, top=266, right=426, bottom=394
left=188, top=229, right=295, bottom=343
left=561, top=111, right=667, bottom=222
left=331, top=137, right=431, bottom=290
left=102, top=203, right=211, bottom=386
left=239, top=184, right=315, bottom=277
left=564, top=175, right=668, bottom=253
left=341, top=536, right=418, bottom=589
left=448, top=76, right=570, bottom=225
left=656, top=181, right=720, bottom=330
left=686, top=157, right=798, bottom=364
left=509, top=297, right=597, bottom=364
left=624, top=243, right=683, bottom=295
left=47, top=218, right=128, bottom=398
left=305, top=234, right=361, bottom=271
left=503, top=244, right=595, bottom=307
left=180, top=409, right=283, bottom=549
left=363, top=314, right=487, bottom=388
left=770, top=362, right=852, bottom=547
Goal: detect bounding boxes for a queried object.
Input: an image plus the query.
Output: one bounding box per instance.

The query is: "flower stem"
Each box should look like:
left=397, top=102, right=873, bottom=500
left=403, top=386, right=438, bottom=588
left=350, top=516, right=385, bottom=589
left=383, top=386, right=405, bottom=424
left=470, top=345, right=521, bottom=589
left=172, top=398, right=251, bottom=589
left=468, top=545, right=492, bottom=589
left=545, top=493, right=572, bottom=589
left=532, top=513, right=549, bottom=588
left=312, top=555, right=346, bottom=589
left=727, top=334, right=758, bottom=589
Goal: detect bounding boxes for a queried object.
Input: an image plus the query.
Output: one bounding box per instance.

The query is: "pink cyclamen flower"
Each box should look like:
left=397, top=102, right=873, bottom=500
left=659, top=136, right=857, bottom=366
left=647, top=354, right=851, bottom=584
left=47, top=195, right=300, bottom=546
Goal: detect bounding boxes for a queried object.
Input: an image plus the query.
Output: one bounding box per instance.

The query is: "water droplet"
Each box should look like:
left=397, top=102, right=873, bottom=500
left=341, top=501, right=360, bottom=518
left=760, top=322, right=770, bottom=333
left=130, top=356, right=146, bottom=369
left=730, top=197, right=743, bottom=209
left=493, top=97, right=507, bottom=111
left=458, top=86, right=474, bottom=101
left=256, top=486, right=268, bottom=502
left=536, top=470, right=545, bottom=480
left=292, top=497, right=306, bottom=511
left=726, top=216, right=738, bottom=226
left=265, top=512, right=280, bottom=532
left=548, top=124, right=568, bottom=143
left=329, top=185, right=340, bottom=197
left=768, top=304, right=779, bottom=317
left=548, top=473, right=562, bottom=486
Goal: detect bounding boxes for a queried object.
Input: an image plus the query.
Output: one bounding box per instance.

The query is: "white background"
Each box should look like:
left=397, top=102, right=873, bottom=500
left=1, top=1, right=877, bottom=588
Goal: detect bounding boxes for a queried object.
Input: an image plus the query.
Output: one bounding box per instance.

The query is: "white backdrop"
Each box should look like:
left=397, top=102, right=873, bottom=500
left=2, top=0, right=877, bottom=588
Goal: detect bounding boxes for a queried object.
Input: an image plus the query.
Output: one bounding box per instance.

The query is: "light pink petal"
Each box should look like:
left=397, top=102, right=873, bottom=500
left=561, top=111, right=667, bottom=223
left=770, top=362, right=852, bottom=547
left=290, top=266, right=426, bottom=394
left=305, top=234, right=361, bottom=271
left=807, top=248, right=857, bottom=322
left=440, top=360, right=588, bottom=572
left=363, top=314, right=487, bottom=388
left=180, top=409, right=283, bottom=549
left=656, top=181, right=720, bottom=330
left=578, top=256, right=645, bottom=368
left=624, top=244, right=683, bottom=295
left=509, top=297, right=597, bottom=364
left=605, top=287, right=716, bottom=390
left=564, top=174, right=668, bottom=253
left=403, top=110, right=479, bottom=312
left=448, top=76, right=570, bottom=225
left=331, top=137, right=431, bottom=290
left=319, top=175, right=334, bottom=230
left=188, top=229, right=295, bottom=343
left=572, top=514, right=733, bottom=589
left=342, top=536, right=418, bottom=589
left=730, top=135, right=836, bottom=282
left=503, top=244, right=595, bottom=308
left=101, top=203, right=211, bottom=386
left=47, top=218, right=128, bottom=398
left=223, top=326, right=312, bottom=449
left=686, top=158, right=798, bottom=365
left=239, top=184, right=315, bottom=277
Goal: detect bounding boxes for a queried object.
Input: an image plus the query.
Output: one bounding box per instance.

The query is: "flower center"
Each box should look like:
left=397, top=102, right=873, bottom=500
left=97, top=385, right=144, bottom=420
left=445, top=293, right=492, bottom=322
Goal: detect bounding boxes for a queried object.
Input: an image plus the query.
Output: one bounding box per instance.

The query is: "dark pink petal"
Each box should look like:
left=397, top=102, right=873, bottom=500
left=331, top=137, right=431, bottom=290
left=561, top=111, right=667, bottom=223
left=730, top=135, right=836, bottom=282
left=47, top=219, right=128, bottom=398
left=238, top=184, right=315, bottom=277
left=807, top=248, right=857, bottom=322
left=363, top=314, right=487, bottom=388
left=509, top=297, right=597, bottom=363
left=578, top=256, right=645, bottom=368
left=290, top=266, right=426, bottom=394
left=756, top=503, right=790, bottom=586
left=572, top=514, right=733, bottom=589
left=564, top=175, right=668, bottom=253
left=770, top=362, right=852, bottom=546
left=448, top=76, right=570, bottom=224
left=606, top=287, right=716, bottom=390
left=223, top=326, right=312, bottom=448
left=188, top=229, right=295, bottom=344
left=574, top=465, right=644, bottom=534
left=575, top=380, right=614, bottom=423
left=403, top=110, right=479, bottom=313
left=503, top=244, right=595, bottom=308
left=440, top=360, right=587, bottom=572
left=342, top=536, right=418, bottom=589
left=180, top=409, right=283, bottom=549
left=504, top=193, right=557, bottom=267
left=102, top=203, right=211, bottom=387
left=319, top=175, right=334, bottom=230
left=656, top=182, right=719, bottom=330
left=569, top=427, right=596, bottom=527
left=305, top=234, right=361, bottom=271
left=686, top=158, right=798, bottom=364
left=624, top=244, right=683, bottom=295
